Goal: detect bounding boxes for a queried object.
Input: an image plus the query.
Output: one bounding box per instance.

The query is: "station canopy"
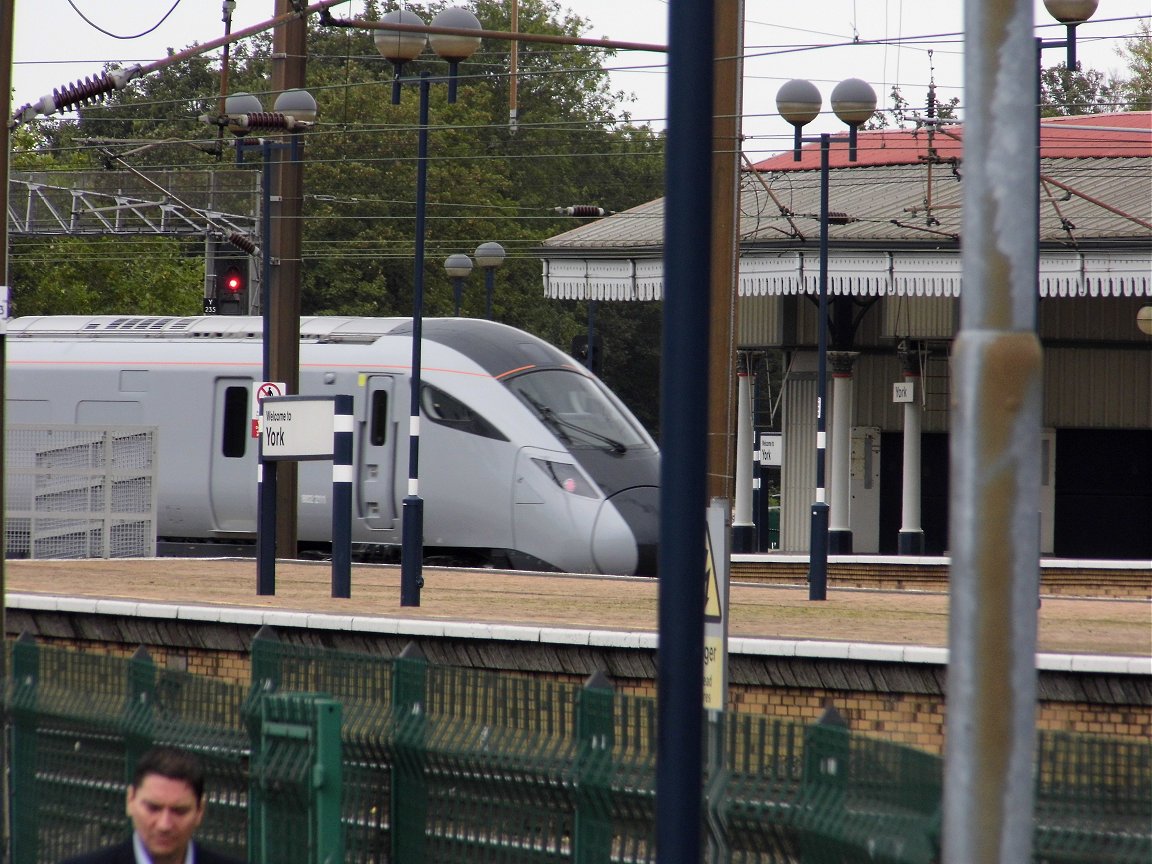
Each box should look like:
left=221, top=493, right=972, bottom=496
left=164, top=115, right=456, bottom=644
left=539, top=113, right=1152, bottom=302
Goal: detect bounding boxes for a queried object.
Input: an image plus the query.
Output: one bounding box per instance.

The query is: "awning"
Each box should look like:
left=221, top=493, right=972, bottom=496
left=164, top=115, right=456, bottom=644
left=542, top=251, right=1152, bottom=301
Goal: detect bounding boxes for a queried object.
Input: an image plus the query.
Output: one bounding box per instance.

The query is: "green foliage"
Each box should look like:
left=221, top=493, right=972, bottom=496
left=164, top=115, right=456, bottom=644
left=865, top=85, right=959, bottom=130
left=1115, top=21, right=1152, bottom=112
left=9, top=0, right=668, bottom=428
left=10, top=235, right=204, bottom=316
left=1040, top=64, right=1122, bottom=116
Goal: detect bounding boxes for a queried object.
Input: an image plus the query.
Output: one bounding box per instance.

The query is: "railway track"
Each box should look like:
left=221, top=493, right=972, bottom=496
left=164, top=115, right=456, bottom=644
left=729, top=556, right=1152, bottom=599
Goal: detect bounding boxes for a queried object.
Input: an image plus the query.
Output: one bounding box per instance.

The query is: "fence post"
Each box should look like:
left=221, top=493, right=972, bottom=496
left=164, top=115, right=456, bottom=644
left=312, top=698, right=343, bottom=864
left=249, top=693, right=343, bottom=864
left=390, top=642, right=428, bottom=864
left=575, top=670, right=615, bottom=864
left=251, top=624, right=282, bottom=695
left=10, top=633, right=40, bottom=864
left=124, top=646, right=156, bottom=777
left=247, top=625, right=281, bottom=863
left=799, top=703, right=850, bottom=863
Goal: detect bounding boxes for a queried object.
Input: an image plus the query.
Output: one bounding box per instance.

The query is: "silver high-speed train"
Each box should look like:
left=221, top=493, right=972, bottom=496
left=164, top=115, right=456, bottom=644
left=4, top=315, right=660, bottom=575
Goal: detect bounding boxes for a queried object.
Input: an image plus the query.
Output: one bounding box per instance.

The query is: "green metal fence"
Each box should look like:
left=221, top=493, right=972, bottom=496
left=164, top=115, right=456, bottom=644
left=6, top=630, right=1150, bottom=864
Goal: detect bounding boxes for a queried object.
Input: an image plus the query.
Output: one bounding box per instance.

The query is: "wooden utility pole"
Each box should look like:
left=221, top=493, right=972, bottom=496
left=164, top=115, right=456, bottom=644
left=707, top=0, right=744, bottom=501
left=270, top=0, right=308, bottom=558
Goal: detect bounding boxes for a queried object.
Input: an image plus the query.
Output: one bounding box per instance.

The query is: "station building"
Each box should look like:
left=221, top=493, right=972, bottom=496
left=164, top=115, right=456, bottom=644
left=538, top=112, right=1152, bottom=560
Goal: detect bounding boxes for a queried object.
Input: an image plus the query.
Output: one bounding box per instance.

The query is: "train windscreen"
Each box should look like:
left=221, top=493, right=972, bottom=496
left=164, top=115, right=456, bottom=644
left=508, top=370, right=647, bottom=452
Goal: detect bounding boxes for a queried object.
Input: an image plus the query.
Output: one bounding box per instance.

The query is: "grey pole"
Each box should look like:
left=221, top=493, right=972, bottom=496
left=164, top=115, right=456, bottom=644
left=946, top=3, right=1044, bottom=862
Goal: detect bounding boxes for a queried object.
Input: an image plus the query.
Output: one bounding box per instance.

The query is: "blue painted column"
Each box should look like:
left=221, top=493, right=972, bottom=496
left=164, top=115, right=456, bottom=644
left=807, top=133, right=832, bottom=601
left=401, top=73, right=431, bottom=608
left=331, top=394, right=353, bottom=598
left=657, top=0, right=713, bottom=861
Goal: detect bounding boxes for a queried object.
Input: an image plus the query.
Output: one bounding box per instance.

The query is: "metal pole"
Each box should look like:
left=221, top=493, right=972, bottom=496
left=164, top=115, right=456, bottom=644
left=257, top=139, right=277, bottom=596
left=0, top=0, right=14, bottom=855
left=401, top=73, right=431, bottom=607
left=587, top=299, right=596, bottom=371
left=657, top=1, right=713, bottom=863
left=331, top=394, right=353, bottom=598
left=945, top=2, right=1043, bottom=862
left=484, top=267, right=494, bottom=320
left=270, top=0, right=306, bottom=561
left=807, top=134, right=831, bottom=601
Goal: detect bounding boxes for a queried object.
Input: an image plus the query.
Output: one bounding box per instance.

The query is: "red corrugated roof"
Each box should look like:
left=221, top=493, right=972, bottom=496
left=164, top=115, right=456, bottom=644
left=751, top=111, right=1152, bottom=171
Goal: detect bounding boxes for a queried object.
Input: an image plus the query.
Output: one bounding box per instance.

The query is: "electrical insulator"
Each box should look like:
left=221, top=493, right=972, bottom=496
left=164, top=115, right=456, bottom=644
left=226, top=232, right=258, bottom=255
left=555, top=205, right=610, bottom=218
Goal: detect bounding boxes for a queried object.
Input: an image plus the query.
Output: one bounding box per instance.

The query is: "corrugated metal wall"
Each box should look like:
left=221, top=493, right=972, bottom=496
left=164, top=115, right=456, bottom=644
left=781, top=365, right=816, bottom=553
left=1045, top=347, right=1152, bottom=428
left=737, top=294, right=782, bottom=346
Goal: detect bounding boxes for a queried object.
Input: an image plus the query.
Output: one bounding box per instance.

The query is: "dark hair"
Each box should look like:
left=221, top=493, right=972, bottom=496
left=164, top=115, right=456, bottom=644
left=131, top=747, right=206, bottom=803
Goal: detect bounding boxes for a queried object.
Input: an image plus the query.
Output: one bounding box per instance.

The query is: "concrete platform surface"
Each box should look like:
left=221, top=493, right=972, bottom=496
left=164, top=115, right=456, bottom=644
left=5, top=558, right=1150, bottom=657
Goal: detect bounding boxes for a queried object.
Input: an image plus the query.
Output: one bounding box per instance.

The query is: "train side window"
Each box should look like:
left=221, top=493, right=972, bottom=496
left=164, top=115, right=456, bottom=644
left=222, top=386, right=248, bottom=458
left=369, top=389, right=388, bottom=446
left=421, top=383, right=509, bottom=441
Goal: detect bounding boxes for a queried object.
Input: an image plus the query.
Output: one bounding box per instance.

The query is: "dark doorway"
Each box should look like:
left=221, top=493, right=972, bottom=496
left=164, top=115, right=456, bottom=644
left=879, top=432, right=950, bottom=555
left=1054, top=429, right=1152, bottom=560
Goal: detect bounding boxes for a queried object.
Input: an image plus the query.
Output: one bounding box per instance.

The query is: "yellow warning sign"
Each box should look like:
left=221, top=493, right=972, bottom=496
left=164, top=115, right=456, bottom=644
left=703, top=526, right=721, bottom=622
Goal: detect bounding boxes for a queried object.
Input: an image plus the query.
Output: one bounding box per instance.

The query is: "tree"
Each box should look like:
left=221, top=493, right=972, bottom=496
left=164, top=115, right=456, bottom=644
left=1040, top=64, right=1121, bottom=116
left=9, top=235, right=203, bottom=316
left=9, top=0, right=666, bottom=431
left=1115, top=20, right=1151, bottom=111
left=866, top=84, right=959, bottom=130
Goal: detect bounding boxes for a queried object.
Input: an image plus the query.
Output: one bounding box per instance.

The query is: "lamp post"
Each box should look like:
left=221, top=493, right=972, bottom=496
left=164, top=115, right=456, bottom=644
left=474, top=241, right=506, bottom=320
left=444, top=253, right=473, bottom=316
left=1037, top=1, right=1098, bottom=325
left=1137, top=306, right=1152, bottom=336
left=377, top=6, right=482, bottom=607
left=214, top=88, right=316, bottom=596
left=1039, top=0, right=1099, bottom=72
left=776, top=77, right=876, bottom=601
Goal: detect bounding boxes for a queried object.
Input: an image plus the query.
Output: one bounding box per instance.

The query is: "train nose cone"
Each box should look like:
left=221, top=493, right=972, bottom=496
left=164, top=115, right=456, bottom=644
left=592, top=486, right=659, bottom=576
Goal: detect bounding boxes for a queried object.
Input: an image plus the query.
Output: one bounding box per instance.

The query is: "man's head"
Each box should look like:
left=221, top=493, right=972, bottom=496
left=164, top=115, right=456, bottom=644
left=125, top=747, right=207, bottom=864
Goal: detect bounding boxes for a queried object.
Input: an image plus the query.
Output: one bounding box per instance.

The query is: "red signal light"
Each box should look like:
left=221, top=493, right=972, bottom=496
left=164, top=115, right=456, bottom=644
left=220, top=266, right=245, bottom=295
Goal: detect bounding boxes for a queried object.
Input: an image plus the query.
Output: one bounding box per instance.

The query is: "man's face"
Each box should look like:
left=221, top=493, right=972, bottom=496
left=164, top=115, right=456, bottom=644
left=125, top=774, right=205, bottom=864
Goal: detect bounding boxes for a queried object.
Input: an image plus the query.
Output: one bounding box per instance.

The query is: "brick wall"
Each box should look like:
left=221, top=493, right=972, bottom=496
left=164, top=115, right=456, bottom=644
left=11, top=609, right=1148, bottom=757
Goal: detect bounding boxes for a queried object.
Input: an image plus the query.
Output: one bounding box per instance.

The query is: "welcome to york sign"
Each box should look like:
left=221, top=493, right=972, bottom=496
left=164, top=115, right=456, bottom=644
left=261, top=396, right=337, bottom=460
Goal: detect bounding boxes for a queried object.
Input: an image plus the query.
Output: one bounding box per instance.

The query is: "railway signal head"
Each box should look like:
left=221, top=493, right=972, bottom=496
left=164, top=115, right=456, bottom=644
left=216, top=265, right=247, bottom=315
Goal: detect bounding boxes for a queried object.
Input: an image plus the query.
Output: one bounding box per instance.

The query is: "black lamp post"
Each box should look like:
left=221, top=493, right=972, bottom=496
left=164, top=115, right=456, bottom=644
left=776, top=77, right=876, bottom=601
left=444, top=253, right=473, bottom=316
left=1040, top=0, right=1099, bottom=72
left=216, top=88, right=316, bottom=596
left=1036, top=1, right=1099, bottom=325
left=474, top=241, right=506, bottom=320
left=376, top=6, right=482, bottom=607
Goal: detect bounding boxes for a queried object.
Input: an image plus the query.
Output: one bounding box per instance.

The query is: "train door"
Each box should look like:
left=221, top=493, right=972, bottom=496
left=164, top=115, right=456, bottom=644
left=358, top=375, right=399, bottom=528
left=208, top=378, right=256, bottom=531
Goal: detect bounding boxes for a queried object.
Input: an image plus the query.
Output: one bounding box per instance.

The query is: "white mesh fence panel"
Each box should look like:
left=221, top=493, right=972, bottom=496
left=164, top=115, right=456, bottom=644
left=5, top=426, right=158, bottom=559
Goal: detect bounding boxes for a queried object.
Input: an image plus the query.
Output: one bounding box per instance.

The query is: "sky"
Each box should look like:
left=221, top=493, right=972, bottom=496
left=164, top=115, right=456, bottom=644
left=12, top=1, right=1151, bottom=161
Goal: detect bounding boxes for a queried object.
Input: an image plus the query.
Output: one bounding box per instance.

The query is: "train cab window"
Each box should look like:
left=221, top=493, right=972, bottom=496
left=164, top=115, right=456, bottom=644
left=222, top=386, right=248, bottom=458
left=420, top=384, right=508, bottom=441
left=369, top=389, right=388, bottom=447
left=510, top=370, right=647, bottom=451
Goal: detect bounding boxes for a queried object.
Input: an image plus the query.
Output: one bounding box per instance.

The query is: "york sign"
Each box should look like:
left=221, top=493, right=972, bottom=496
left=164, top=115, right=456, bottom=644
left=260, top=396, right=337, bottom=460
